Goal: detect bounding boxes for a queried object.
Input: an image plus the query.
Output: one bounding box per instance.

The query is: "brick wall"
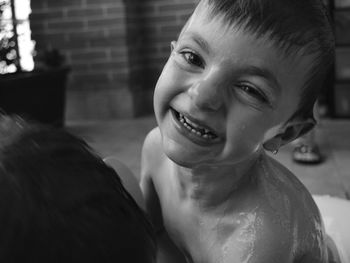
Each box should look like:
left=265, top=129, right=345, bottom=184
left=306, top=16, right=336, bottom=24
left=30, top=0, right=197, bottom=121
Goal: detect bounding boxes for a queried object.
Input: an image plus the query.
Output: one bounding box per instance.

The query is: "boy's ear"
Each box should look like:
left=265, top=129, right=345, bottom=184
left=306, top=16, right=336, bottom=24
left=263, top=118, right=316, bottom=152
left=170, top=41, right=177, bottom=52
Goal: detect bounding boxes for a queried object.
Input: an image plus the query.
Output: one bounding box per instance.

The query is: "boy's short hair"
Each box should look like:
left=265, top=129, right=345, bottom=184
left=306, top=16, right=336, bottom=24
left=202, top=0, right=335, bottom=119
left=0, top=115, right=156, bottom=262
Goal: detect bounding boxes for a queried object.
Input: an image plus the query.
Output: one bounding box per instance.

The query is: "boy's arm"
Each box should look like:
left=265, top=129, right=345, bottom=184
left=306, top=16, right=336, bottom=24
left=139, top=171, right=186, bottom=263
left=140, top=128, right=164, bottom=230
left=140, top=129, right=187, bottom=263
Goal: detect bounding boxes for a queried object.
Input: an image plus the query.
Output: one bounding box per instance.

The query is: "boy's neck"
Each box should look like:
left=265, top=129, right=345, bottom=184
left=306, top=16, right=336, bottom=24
left=174, top=149, right=264, bottom=209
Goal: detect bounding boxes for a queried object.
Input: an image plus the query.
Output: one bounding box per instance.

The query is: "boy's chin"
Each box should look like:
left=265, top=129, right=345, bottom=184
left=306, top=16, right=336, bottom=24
left=167, top=154, right=207, bottom=169
left=162, top=141, right=206, bottom=168
left=162, top=137, right=263, bottom=169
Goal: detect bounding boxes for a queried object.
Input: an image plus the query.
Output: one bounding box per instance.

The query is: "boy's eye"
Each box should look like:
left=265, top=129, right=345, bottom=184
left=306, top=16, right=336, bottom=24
left=181, top=51, right=204, bottom=68
left=236, top=84, right=269, bottom=104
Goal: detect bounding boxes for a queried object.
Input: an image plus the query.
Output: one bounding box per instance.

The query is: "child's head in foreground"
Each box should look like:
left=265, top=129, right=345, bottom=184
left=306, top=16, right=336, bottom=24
left=0, top=115, right=156, bottom=262
left=154, top=0, right=334, bottom=167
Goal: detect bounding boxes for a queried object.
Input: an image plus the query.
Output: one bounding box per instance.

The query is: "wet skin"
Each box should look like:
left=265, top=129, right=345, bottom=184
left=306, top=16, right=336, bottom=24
left=141, top=2, right=328, bottom=263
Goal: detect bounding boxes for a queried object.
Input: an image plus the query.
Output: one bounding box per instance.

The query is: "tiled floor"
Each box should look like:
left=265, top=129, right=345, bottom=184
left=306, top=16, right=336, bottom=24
left=67, top=115, right=350, bottom=200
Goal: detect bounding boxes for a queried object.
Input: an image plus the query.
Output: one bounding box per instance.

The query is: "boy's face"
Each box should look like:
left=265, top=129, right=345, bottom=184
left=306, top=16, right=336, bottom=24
left=154, top=3, right=314, bottom=167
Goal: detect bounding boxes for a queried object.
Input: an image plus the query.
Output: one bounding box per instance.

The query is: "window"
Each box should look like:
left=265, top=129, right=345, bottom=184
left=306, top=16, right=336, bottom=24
left=0, top=0, right=34, bottom=74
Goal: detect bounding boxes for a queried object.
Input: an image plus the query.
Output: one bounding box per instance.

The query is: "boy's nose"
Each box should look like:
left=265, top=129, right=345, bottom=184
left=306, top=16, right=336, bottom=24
left=188, top=69, right=224, bottom=111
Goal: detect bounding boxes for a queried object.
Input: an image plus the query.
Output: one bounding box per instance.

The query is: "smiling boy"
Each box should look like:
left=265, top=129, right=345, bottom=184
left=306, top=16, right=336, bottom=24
left=140, top=0, right=334, bottom=262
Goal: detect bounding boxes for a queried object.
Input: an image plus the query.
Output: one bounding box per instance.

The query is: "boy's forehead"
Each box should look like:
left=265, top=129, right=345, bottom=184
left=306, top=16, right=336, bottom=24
left=181, top=3, right=314, bottom=69
left=183, top=2, right=258, bottom=46
left=181, top=1, right=216, bottom=35
left=181, top=7, right=271, bottom=58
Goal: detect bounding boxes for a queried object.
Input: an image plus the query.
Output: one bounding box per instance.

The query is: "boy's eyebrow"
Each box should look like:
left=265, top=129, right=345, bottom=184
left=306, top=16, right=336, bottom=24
left=242, top=65, right=281, bottom=92
left=182, top=32, right=212, bottom=55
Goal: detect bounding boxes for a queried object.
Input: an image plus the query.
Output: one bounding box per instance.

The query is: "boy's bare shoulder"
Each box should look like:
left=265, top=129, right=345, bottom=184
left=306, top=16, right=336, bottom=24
left=261, top=156, right=322, bottom=221
left=141, top=127, right=166, bottom=179
left=264, top=156, right=319, bottom=210
left=255, top=156, right=326, bottom=261
left=142, top=127, right=162, bottom=156
left=218, top=157, right=327, bottom=262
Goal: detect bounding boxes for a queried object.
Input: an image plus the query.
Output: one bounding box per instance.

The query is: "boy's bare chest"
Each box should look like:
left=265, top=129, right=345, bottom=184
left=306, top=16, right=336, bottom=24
left=150, top=154, right=325, bottom=262
left=161, top=197, right=240, bottom=262
left=152, top=169, right=312, bottom=263
left=155, top=177, right=250, bottom=262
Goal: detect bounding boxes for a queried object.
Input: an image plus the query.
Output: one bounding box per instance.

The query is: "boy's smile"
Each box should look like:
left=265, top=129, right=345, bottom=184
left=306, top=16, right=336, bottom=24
left=153, top=2, right=314, bottom=168
left=171, top=108, right=220, bottom=143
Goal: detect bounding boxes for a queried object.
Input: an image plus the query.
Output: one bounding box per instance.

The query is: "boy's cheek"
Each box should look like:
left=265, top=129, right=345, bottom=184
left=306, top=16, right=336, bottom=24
left=156, top=64, right=176, bottom=89
left=156, top=66, right=190, bottom=97
left=161, top=58, right=193, bottom=82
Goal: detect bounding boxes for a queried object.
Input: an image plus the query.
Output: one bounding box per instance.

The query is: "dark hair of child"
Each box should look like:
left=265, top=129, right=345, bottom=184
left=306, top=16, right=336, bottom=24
left=200, top=0, right=335, bottom=120
left=0, top=115, right=156, bottom=263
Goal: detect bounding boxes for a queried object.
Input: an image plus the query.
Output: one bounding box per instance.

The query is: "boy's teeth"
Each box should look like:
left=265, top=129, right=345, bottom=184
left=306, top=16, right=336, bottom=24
left=184, top=116, right=200, bottom=129
left=178, top=113, right=217, bottom=140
